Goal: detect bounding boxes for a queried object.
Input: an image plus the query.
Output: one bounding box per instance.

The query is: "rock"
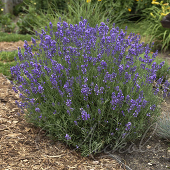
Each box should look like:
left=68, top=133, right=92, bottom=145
left=161, top=13, right=170, bottom=28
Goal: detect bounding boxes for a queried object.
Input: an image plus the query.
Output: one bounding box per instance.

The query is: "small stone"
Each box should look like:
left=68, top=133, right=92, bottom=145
left=147, top=145, right=151, bottom=149
left=92, top=161, right=99, bottom=165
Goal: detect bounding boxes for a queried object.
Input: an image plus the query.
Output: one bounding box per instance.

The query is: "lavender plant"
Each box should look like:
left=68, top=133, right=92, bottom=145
left=10, top=18, right=170, bottom=157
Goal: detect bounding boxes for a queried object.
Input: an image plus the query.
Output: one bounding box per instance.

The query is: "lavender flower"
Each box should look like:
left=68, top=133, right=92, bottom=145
left=125, top=122, right=132, bottom=131
left=49, top=22, right=53, bottom=29
left=35, top=108, right=40, bottom=112
left=81, top=109, right=90, bottom=121
left=65, top=134, right=71, bottom=140
left=66, top=99, right=72, bottom=107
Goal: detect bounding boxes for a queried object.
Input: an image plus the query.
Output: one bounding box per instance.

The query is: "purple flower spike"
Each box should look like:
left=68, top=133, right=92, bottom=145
left=66, top=99, right=72, bottom=107
left=65, top=134, right=71, bottom=140
left=49, top=22, right=53, bottom=29
left=38, top=85, right=44, bottom=93
left=81, top=110, right=90, bottom=121
left=35, top=108, right=40, bottom=112
left=125, top=122, right=131, bottom=131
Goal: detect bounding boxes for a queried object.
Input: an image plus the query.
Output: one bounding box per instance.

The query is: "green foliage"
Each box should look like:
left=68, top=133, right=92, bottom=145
left=17, top=15, right=35, bottom=34
left=31, top=0, right=67, bottom=13
left=16, top=0, right=66, bottom=34
left=0, top=0, right=4, bottom=15
left=154, top=56, right=170, bottom=82
left=0, top=50, right=19, bottom=62
left=16, top=1, right=40, bottom=34
left=0, top=50, right=20, bottom=79
left=155, top=112, right=170, bottom=140
left=13, top=0, right=67, bottom=16
left=62, top=0, right=108, bottom=28
left=0, top=32, right=34, bottom=42
left=13, top=0, right=30, bottom=16
left=0, top=13, right=16, bottom=33
left=142, top=0, right=170, bottom=52
left=89, top=0, right=156, bottom=24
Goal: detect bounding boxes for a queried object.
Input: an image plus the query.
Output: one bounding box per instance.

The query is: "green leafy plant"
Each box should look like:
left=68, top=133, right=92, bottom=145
left=16, top=1, right=40, bottom=34
left=15, top=0, right=155, bottom=35
left=0, top=0, right=4, bottom=15
left=13, top=0, right=31, bottom=16
left=0, top=13, right=16, bottom=33
left=90, top=0, right=158, bottom=24
left=154, top=57, right=170, bottom=82
left=0, top=32, right=35, bottom=42
left=142, top=0, right=170, bottom=52
left=33, top=0, right=67, bottom=14
left=16, top=0, right=67, bottom=34
left=62, top=0, right=108, bottom=28
left=18, top=0, right=111, bottom=35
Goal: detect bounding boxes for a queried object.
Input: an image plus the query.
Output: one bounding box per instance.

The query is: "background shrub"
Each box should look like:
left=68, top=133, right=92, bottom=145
left=13, top=0, right=30, bottom=16
left=0, top=13, right=16, bottom=33
left=62, top=0, right=108, bottom=28
left=28, top=0, right=67, bottom=14
left=0, top=0, right=4, bottom=15
left=16, top=1, right=41, bottom=34
left=89, top=0, right=161, bottom=24
left=142, top=0, right=170, bottom=51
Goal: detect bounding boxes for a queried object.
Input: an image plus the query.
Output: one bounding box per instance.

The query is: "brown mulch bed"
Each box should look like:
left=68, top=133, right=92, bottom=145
left=0, top=41, right=33, bottom=52
left=0, top=41, right=128, bottom=169
left=0, top=73, right=127, bottom=170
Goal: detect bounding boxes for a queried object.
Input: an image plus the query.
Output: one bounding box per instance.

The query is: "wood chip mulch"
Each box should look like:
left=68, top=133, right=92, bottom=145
left=0, top=73, right=129, bottom=169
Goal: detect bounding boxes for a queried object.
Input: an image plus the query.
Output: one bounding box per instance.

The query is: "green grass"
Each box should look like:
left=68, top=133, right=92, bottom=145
left=0, top=39, right=38, bottom=80
left=0, top=50, right=19, bottom=62
left=117, top=21, right=146, bottom=35
left=0, top=50, right=22, bottom=80
left=0, top=31, right=38, bottom=81
left=0, top=31, right=36, bottom=42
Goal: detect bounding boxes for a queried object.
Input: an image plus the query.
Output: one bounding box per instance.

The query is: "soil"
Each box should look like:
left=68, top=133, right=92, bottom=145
left=0, top=72, right=125, bottom=170
left=1, top=41, right=170, bottom=170
left=0, top=41, right=33, bottom=52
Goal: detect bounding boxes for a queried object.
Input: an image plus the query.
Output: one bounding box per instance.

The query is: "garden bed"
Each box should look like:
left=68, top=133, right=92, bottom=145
left=0, top=73, right=126, bottom=170
left=1, top=41, right=170, bottom=169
